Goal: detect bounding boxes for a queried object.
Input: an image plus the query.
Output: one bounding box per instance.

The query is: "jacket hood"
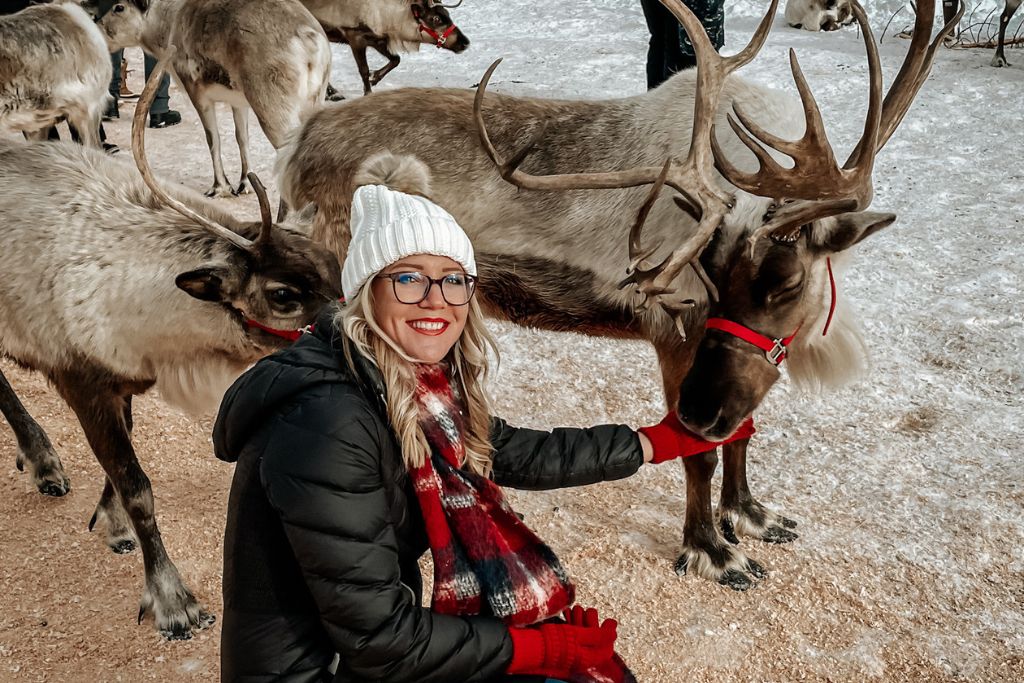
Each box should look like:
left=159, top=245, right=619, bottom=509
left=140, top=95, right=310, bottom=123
left=213, top=304, right=384, bottom=463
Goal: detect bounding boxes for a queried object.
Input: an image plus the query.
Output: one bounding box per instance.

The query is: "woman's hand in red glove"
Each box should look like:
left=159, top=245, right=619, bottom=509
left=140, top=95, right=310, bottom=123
left=506, top=615, right=617, bottom=679
left=638, top=413, right=755, bottom=464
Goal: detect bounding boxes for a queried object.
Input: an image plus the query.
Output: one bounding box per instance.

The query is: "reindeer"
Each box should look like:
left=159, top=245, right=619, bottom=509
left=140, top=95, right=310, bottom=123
left=0, top=1, right=110, bottom=146
left=274, top=0, right=959, bottom=589
left=0, top=58, right=341, bottom=638
left=784, top=0, right=855, bottom=31
left=302, top=0, right=469, bottom=100
left=92, top=0, right=331, bottom=198
left=991, top=0, right=1022, bottom=66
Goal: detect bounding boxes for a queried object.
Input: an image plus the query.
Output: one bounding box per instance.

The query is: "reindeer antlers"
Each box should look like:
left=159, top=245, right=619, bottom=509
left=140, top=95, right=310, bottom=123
left=131, top=49, right=276, bottom=252
left=473, top=0, right=779, bottom=334
left=722, top=0, right=963, bottom=244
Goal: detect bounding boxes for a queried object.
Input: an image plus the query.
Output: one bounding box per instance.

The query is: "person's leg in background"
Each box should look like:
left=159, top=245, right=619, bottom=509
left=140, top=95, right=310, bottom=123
left=143, top=51, right=181, bottom=128
left=105, top=48, right=122, bottom=120
left=641, top=0, right=689, bottom=89
left=676, top=0, right=725, bottom=70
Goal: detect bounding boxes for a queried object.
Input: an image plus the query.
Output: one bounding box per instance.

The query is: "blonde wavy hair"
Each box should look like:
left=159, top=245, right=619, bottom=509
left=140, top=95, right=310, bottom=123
left=335, top=282, right=500, bottom=477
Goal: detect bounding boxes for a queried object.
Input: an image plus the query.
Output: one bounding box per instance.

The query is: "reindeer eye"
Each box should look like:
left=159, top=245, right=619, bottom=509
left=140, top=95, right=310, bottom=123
left=114, top=3, right=126, bottom=12
left=432, top=15, right=443, bottom=25
left=266, top=286, right=301, bottom=306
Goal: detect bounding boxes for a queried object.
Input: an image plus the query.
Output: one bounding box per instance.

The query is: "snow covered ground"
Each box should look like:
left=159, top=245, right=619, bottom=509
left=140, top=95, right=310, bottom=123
left=1, top=1, right=1021, bottom=681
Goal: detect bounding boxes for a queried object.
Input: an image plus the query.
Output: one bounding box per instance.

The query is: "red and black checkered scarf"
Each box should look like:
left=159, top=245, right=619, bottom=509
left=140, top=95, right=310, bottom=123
left=410, top=363, right=575, bottom=627
left=410, top=364, right=635, bottom=683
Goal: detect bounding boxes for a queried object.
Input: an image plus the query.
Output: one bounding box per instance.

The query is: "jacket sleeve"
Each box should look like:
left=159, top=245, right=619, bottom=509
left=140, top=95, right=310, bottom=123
left=259, top=387, right=513, bottom=683
left=488, top=417, right=644, bottom=490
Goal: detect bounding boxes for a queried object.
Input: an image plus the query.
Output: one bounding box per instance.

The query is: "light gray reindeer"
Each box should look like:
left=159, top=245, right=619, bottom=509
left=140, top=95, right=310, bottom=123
left=0, top=60, right=340, bottom=638
left=0, top=0, right=110, bottom=146
left=94, top=0, right=331, bottom=198
left=276, top=0, right=958, bottom=588
left=301, top=0, right=469, bottom=98
left=991, top=0, right=1022, bottom=66
left=784, top=0, right=854, bottom=31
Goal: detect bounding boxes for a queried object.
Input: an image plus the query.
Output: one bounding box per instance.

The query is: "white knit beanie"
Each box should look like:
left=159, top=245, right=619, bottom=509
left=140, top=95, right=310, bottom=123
left=341, top=183, right=476, bottom=302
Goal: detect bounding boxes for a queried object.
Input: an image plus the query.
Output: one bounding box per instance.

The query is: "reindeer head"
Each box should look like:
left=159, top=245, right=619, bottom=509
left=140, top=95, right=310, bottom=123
left=85, top=0, right=149, bottom=51
left=784, top=0, right=855, bottom=32
left=675, top=210, right=893, bottom=439
left=473, top=0, right=961, bottom=439
left=134, top=50, right=341, bottom=349
left=411, top=0, right=469, bottom=53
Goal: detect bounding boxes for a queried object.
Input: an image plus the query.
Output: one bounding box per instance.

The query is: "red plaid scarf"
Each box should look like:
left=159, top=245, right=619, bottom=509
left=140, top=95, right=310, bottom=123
left=410, top=363, right=575, bottom=627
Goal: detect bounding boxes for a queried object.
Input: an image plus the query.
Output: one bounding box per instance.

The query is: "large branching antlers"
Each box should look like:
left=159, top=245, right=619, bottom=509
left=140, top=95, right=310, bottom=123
left=725, top=0, right=963, bottom=244
left=473, top=0, right=779, bottom=336
left=131, top=49, right=276, bottom=251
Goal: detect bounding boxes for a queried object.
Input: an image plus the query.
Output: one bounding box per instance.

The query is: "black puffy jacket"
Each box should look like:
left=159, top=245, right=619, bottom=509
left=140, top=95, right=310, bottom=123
left=213, top=306, right=644, bottom=683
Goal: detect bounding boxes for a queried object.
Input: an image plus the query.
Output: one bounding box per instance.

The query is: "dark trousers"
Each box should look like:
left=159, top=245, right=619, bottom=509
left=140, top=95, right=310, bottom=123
left=109, top=48, right=170, bottom=114
left=640, top=0, right=725, bottom=89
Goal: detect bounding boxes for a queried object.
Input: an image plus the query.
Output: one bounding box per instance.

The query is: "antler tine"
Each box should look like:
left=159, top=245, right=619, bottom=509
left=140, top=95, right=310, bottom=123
left=132, top=50, right=255, bottom=251
left=625, top=158, right=671, bottom=272
left=873, top=0, right=961, bottom=151
left=246, top=172, right=274, bottom=244
left=438, top=0, right=463, bottom=7
left=473, top=59, right=691, bottom=194
left=715, top=0, right=882, bottom=215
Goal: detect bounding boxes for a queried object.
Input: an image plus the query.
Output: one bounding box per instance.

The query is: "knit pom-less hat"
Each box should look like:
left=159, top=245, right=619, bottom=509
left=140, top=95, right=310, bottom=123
left=342, top=154, right=476, bottom=302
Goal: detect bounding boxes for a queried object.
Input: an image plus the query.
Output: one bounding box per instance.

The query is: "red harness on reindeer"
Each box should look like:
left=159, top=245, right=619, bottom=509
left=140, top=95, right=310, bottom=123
left=705, top=258, right=837, bottom=366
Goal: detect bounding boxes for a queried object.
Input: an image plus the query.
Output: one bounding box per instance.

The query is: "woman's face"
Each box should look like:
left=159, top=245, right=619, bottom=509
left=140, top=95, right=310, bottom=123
left=370, top=254, right=471, bottom=364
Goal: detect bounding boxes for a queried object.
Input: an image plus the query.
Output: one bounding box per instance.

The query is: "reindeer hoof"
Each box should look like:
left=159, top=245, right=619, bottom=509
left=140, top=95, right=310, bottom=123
left=746, top=559, right=768, bottom=579
left=781, top=516, right=798, bottom=529
left=38, top=477, right=71, bottom=497
left=991, top=56, right=1008, bottom=68
left=111, top=539, right=137, bottom=554
left=720, top=517, right=740, bottom=545
left=204, top=185, right=235, bottom=199
left=673, top=554, right=689, bottom=576
left=762, top=526, right=799, bottom=544
left=718, top=568, right=753, bottom=591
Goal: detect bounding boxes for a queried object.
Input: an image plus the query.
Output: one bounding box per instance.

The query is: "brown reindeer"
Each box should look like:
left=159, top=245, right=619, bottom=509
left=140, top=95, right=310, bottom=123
left=991, top=0, right=1022, bottom=66
left=0, top=57, right=340, bottom=637
left=93, top=0, right=331, bottom=198
left=303, top=0, right=469, bottom=99
left=275, top=0, right=959, bottom=588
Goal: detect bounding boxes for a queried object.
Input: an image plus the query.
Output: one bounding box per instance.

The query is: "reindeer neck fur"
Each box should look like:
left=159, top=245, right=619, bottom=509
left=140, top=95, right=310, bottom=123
left=0, top=141, right=265, bottom=414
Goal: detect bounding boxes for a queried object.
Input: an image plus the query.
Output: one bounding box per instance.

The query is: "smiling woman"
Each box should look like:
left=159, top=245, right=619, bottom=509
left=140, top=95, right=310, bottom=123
left=211, top=152, right=755, bottom=683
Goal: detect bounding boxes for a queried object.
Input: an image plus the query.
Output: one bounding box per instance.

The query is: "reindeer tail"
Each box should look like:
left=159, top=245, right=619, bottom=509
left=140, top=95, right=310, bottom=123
left=353, top=152, right=433, bottom=198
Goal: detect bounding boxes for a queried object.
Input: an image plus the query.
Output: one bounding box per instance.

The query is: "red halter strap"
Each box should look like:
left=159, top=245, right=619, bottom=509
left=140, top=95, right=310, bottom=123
left=705, top=258, right=838, bottom=366
left=244, top=319, right=308, bottom=342
left=705, top=318, right=799, bottom=366
left=419, top=23, right=457, bottom=48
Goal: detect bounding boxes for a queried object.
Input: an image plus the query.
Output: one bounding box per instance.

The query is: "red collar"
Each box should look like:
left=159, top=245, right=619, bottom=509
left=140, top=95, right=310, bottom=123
left=419, top=23, right=457, bottom=47
left=245, top=319, right=309, bottom=342
left=705, top=258, right=837, bottom=366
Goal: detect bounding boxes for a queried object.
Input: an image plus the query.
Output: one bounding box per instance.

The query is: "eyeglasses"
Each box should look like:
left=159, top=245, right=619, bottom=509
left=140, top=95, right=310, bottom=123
left=376, top=271, right=478, bottom=306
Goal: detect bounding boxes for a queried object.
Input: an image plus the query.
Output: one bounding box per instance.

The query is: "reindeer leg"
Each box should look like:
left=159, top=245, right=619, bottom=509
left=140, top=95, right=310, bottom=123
left=676, top=450, right=766, bottom=591
left=183, top=83, right=233, bottom=198
left=53, top=372, right=213, bottom=639
left=991, top=0, right=1022, bottom=67
left=0, top=367, right=69, bottom=496
left=350, top=41, right=374, bottom=96
left=367, top=38, right=401, bottom=87
left=88, top=477, right=138, bottom=554
left=719, top=437, right=798, bottom=545
left=231, top=106, right=251, bottom=195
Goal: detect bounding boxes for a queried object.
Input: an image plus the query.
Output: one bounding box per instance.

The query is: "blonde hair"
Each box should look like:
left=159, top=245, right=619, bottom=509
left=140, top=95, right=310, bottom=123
left=336, top=283, right=500, bottom=477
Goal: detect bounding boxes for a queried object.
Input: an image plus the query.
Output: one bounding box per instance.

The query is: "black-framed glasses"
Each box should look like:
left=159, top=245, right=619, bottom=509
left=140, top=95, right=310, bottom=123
left=376, top=271, right=478, bottom=306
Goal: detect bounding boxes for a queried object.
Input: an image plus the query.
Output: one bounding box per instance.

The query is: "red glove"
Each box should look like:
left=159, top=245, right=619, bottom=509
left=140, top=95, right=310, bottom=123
left=639, top=413, right=755, bottom=464
left=506, top=617, right=617, bottom=678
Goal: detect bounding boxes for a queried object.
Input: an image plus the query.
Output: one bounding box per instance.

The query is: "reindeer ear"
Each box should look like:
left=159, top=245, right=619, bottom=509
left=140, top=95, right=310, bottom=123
left=176, top=267, right=233, bottom=302
left=411, top=3, right=423, bottom=20
left=810, top=211, right=896, bottom=253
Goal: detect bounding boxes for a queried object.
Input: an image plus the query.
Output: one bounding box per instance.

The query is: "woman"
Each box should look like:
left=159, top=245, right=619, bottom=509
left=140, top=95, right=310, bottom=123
left=213, top=153, right=752, bottom=682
